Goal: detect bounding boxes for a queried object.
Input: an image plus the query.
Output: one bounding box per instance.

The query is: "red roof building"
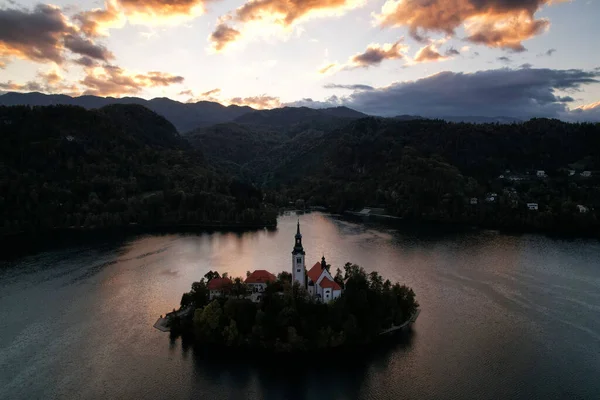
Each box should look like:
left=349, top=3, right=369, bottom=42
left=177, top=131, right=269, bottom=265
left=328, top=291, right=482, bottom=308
left=307, top=262, right=323, bottom=283
left=245, top=270, right=277, bottom=284
left=207, top=277, right=233, bottom=291
left=319, top=277, right=341, bottom=291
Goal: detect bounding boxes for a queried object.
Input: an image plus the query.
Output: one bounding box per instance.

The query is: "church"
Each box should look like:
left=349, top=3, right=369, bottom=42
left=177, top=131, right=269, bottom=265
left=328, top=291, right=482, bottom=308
left=292, top=220, right=342, bottom=303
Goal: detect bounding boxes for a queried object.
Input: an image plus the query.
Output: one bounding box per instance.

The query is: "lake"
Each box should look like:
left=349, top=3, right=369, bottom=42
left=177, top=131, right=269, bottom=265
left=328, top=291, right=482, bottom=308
left=1, top=212, right=599, bottom=400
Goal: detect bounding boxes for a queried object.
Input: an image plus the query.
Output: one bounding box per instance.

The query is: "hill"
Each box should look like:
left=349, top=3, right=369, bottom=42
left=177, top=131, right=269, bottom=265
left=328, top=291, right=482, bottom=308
left=187, top=106, right=368, bottom=181
left=268, top=117, right=600, bottom=233
left=0, top=104, right=276, bottom=236
left=0, top=92, right=254, bottom=133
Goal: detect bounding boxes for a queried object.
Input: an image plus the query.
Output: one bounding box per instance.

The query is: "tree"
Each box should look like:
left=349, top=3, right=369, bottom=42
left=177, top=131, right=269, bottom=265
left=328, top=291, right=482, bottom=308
left=194, top=300, right=223, bottom=342
left=204, top=270, right=220, bottom=281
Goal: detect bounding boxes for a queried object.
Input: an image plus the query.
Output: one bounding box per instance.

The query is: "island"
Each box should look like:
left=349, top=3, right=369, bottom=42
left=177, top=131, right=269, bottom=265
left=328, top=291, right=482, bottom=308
left=161, top=221, right=419, bottom=352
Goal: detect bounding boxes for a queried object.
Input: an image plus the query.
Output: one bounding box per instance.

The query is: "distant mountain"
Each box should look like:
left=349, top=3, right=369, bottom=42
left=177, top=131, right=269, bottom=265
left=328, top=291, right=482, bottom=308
left=0, top=92, right=254, bottom=133
left=233, top=106, right=366, bottom=130
left=187, top=106, right=368, bottom=180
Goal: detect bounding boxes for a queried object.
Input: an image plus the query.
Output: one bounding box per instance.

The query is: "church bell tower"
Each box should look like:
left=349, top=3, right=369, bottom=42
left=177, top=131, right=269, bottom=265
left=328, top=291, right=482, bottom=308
left=292, top=219, right=306, bottom=287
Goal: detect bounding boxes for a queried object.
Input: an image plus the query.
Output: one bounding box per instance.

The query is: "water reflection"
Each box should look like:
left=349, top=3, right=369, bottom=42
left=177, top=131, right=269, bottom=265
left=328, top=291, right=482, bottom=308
left=185, top=332, right=415, bottom=400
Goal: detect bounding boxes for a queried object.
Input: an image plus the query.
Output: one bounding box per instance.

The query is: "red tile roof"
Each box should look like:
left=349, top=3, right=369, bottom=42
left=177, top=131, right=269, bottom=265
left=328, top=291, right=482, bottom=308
left=207, top=277, right=233, bottom=290
left=307, top=262, right=323, bottom=283
left=319, top=277, right=341, bottom=290
left=245, top=269, right=277, bottom=284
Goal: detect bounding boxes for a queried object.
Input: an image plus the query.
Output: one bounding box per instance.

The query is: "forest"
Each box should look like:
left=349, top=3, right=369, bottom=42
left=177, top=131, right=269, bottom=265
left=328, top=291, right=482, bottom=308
left=0, top=104, right=277, bottom=236
left=170, top=263, right=419, bottom=352
left=2, top=103, right=600, bottom=237
left=190, top=113, right=600, bottom=234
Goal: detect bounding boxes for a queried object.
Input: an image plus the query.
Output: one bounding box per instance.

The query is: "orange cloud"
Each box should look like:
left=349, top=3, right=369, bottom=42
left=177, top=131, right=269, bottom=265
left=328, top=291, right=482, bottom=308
left=74, top=2, right=125, bottom=37
left=209, top=24, right=241, bottom=52
left=0, top=4, right=115, bottom=65
left=81, top=65, right=184, bottom=96
left=74, top=0, right=210, bottom=37
left=229, top=95, right=280, bottom=109
left=0, top=69, right=80, bottom=95
left=210, top=0, right=364, bottom=51
left=376, top=0, right=557, bottom=51
left=201, top=88, right=221, bottom=97
left=318, top=63, right=339, bottom=75
left=414, top=44, right=447, bottom=63
left=350, top=40, right=407, bottom=67
left=576, top=101, right=600, bottom=111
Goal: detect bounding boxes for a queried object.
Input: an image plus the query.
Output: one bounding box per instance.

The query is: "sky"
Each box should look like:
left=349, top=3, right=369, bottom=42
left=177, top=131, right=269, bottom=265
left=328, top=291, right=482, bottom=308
left=0, top=0, right=599, bottom=120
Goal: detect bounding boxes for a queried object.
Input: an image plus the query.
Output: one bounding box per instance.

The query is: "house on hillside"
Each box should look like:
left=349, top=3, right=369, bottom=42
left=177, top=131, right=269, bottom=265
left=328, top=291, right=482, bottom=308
left=537, top=170, right=547, bottom=178
left=527, top=203, right=539, bottom=211
left=245, top=270, right=277, bottom=293
left=207, top=277, right=232, bottom=299
left=581, top=171, right=592, bottom=177
left=470, top=198, right=478, bottom=205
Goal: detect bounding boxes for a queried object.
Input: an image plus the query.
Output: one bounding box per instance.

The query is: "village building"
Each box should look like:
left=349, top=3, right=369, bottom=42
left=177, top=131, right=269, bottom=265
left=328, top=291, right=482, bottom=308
left=470, top=198, right=478, bottom=205
left=245, top=270, right=277, bottom=293
left=537, top=170, right=547, bottom=178
left=527, top=203, right=539, bottom=211
left=485, top=193, right=497, bottom=202
left=207, top=277, right=232, bottom=299
left=306, top=256, right=342, bottom=303
left=291, top=220, right=342, bottom=303
left=581, top=171, right=592, bottom=177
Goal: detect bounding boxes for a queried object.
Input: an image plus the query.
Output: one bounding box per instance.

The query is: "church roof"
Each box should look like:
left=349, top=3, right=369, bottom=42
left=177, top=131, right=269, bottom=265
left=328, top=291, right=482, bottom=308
left=307, top=262, right=323, bottom=283
left=207, top=277, right=232, bottom=290
left=320, top=277, right=341, bottom=290
left=245, top=270, right=277, bottom=284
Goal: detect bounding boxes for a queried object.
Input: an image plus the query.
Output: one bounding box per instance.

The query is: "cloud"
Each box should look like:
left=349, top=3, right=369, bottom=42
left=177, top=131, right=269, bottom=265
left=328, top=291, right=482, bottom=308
left=201, top=88, right=221, bottom=96
left=80, top=65, right=184, bottom=96
left=74, top=2, right=125, bottom=37
left=0, top=68, right=79, bottom=95
left=445, top=47, right=460, bottom=56
left=0, top=4, right=71, bottom=64
left=63, top=34, right=114, bottom=61
left=520, top=63, right=533, bottom=69
left=304, top=68, right=600, bottom=120
left=209, top=23, right=240, bottom=52
left=74, top=0, right=209, bottom=37
left=318, top=63, right=339, bottom=75
left=284, top=95, right=342, bottom=108
left=210, top=0, right=364, bottom=50
left=497, top=56, right=512, bottom=63
left=324, top=83, right=374, bottom=91
left=0, top=80, right=44, bottom=92
left=537, top=48, right=556, bottom=57
left=178, top=89, right=193, bottom=96
left=565, top=101, right=600, bottom=122
left=229, top=95, right=281, bottom=109
left=375, top=0, right=556, bottom=51
left=0, top=4, right=114, bottom=65
left=350, top=40, right=407, bottom=68
left=414, top=44, right=447, bottom=63
left=74, top=56, right=99, bottom=67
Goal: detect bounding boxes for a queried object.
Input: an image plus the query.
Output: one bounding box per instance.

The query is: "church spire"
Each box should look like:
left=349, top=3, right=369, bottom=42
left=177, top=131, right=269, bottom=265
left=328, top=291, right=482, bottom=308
left=292, top=219, right=305, bottom=255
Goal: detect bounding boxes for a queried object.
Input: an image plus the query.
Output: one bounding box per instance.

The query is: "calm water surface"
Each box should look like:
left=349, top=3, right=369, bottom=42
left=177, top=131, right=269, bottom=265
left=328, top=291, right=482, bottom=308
left=1, top=212, right=600, bottom=400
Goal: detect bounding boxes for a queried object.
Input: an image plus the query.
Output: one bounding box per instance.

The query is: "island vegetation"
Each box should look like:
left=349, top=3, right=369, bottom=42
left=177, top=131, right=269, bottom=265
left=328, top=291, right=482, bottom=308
left=169, top=263, right=418, bottom=352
